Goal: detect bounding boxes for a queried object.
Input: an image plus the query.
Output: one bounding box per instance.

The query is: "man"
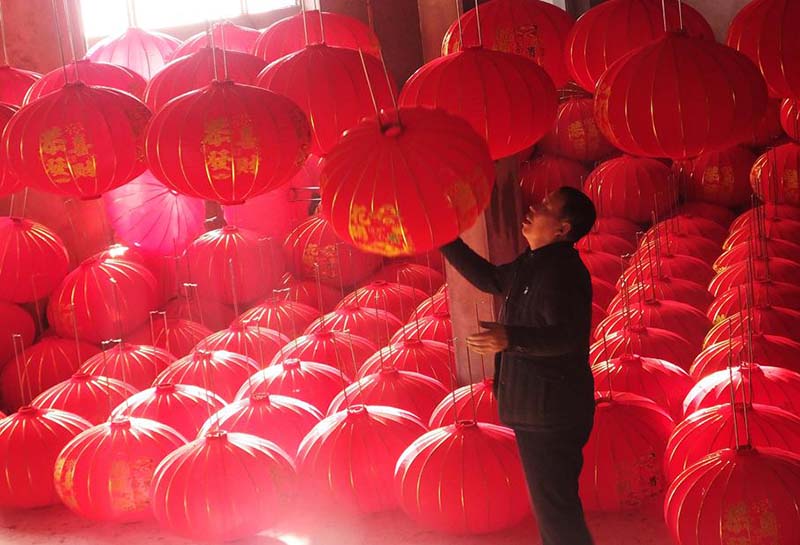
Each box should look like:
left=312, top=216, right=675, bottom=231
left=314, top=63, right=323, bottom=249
left=440, top=186, right=597, bottom=545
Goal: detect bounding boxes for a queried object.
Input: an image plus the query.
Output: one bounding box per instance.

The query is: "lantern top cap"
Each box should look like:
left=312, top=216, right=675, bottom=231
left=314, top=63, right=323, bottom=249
left=155, top=382, right=177, bottom=393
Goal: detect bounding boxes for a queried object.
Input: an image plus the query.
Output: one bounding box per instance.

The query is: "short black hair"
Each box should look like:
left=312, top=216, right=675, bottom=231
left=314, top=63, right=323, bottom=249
left=555, top=186, right=596, bottom=242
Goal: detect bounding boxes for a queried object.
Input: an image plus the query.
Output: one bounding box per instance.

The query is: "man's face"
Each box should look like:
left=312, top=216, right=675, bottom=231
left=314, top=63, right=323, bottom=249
left=522, top=191, right=570, bottom=249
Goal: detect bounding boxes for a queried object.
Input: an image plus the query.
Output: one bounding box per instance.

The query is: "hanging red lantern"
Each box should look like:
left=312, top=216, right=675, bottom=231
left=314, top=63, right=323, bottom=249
left=565, top=0, right=713, bottom=93
left=257, top=44, right=397, bottom=156
left=0, top=104, right=22, bottom=196
left=276, top=273, right=343, bottom=312
left=409, top=290, right=449, bottom=321
left=85, top=27, right=180, bottom=80
left=689, top=334, right=800, bottom=380
left=146, top=80, right=311, bottom=205
left=338, top=281, right=427, bottom=323
left=271, top=330, right=377, bottom=379
left=608, top=276, right=713, bottom=314
left=674, top=146, right=756, bottom=208
left=427, top=378, right=500, bottom=428
left=593, top=217, right=641, bottom=245
left=0, top=65, right=40, bottom=106
left=707, top=280, right=800, bottom=323
left=399, top=49, right=557, bottom=160
left=172, top=22, right=260, bottom=59
left=644, top=215, right=729, bottom=246
left=31, top=372, right=137, bottom=424
left=200, top=393, right=321, bottom=458
left=665, top=403, right=800, bottom=483
left=155, top=349, right=260, bottom=402
left=595, top=33, right=768, bottom=159
left=591, top=302, right=607, bottom=332
left=197, top=324, right=289, bottom=368
left=0, top=406, right=91, bottom=508
left=54, top=416, right=186, bottom=522
left=390, top=311, right=453, bottom=345
left=127, top=317, right=212, bottom=358
left=236, top=298, right=318, bottom=338
left=578, top=248, right=622, bottom=285
left=297, top=404, right=426, bottom=514
left=320, top=108, right=496, bottom=255
left=683, top=364, right=800, bottom=417
left=732, top=204, right=800, bottom=230
left=708, top=257, right=800, bottom=297
left=163, top=293, right=235, bottom=331
left=395, top=421, right=529, bottom=534
left=634, top=233, right=722, bottom=266
left=591, top=276, right=616, bottom=309
left=358, top=339, right=453, bottom=385
left=183, top=225, right=285, bottom=305
left=150, top=431, right=296, bottom=542
left=583, top=156, right=678, bottom=224
left=665, top=447, right=800, bottom=545
left=780, top=99, right=800, bottom=141
left=590, top=326, right=697, bottom=371
left=371, top=262, right=445, bottom=295
left=235, top=358, right=349, bottom=413
left=327, top=369, right=448, bottom=423
left=111, top=382, right=226, bottom=439
left=724, top=217, right=800, bottom=250
left=305, top=304, right=402, bottom=347
left=79, top=343, right=174, bottom=390
left=518, top=154, right=589, bottom=209
left=580, top=391, right=674, bottom=512
left=750, top=143, right=800, bottom=205
left=6, top=84, right=150, bottom=199
left=25, top=60, right=146, bottom=103
left=391, top=249, right=446, bottom=274
left=252, top=10, right=381, bottom=65
left=576, top=231, right=636, bottom=257
left=677, top=201, right=737, bottom=227
left=0, top=217, right=69, bottom=303
left=538, top=97, right=617, bottom=162
left=704, top=306, right=800, bottom=348
left=618, top=254, right=715, bottom=294
left=0, top=301, right=35, bottom=364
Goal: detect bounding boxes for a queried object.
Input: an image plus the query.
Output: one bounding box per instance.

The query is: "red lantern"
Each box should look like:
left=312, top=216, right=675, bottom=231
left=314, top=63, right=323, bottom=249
left=371, top=262, right=444, bottom=295
left=593, top=217, right=641, bottom=245
left=283, top=214, right=384, bottom=287
left=646, top=213, right=733, bottom=244
left=591, top=302, right=607, bottom=332
left=236, top=358, right=349, bottom=413
left=31, top=372, right=137, bottom=424
left=5, top=83, right=150, bottom=199
left=163, top=294, right=235, bottom=331
left=305, top=304, right=402, bottom=348
left=0, top=301, right=35, bottom=364
left=390, top=311, right=452, bottom=345
left=750, top=143, right=800, bottom=205
left=683, top=364, right=800, bottom=417
left=277, top=273, right=343, bottom=312
left=0, top=406, right=91, bottom=508
left=257, top=44, right=397, bottom=156
left=442, top=0, right=574, bottom=88
left=155, top=349, right=260, bottom=402
left=565, top=0, right=713, bottom=93
left=338, top=281, right=427, bottom=323
left=320, top=108, right=496, bottom=256
left=578, top=248, right=622, bottom=285
left=395, top=421, right=529, bottom=534
left=724, top=217, right=800, bottom=250
left=634, top=233, right=722, bottom=266
left=200, top=393, right=322, bottom=458
left=576, top=231, right=635, bottom=257
left=144, top=47, right=267, bottom=111
left=400, top=49, right=557, bottom=159
left=53, top=417, right=186, bottom=521
left=127, top=317, right=212, bottom=358
left=79, top=343, right=174, bottom=390
left=591, top=276, right=616, bottom=309
left=409, top=290, right=449, bottom=320
left=358, top=339, right=453, bottom=385
left=150, top=431, right=296, bottom=542
left=674, top=146, right=756, bottom=208
left=538, top=97, right=617, bottom=162
left=583, top=156, right=677, bottom=224
left=704, top=306, right=800, bottom=348
left=665, top=447, right=800, bottom=545
left=595, top=33, right=768, bottom=159
left=172, top=22, right=259, bottom=58
left=327, top=369, right=448, bottom=423
left=690, top=334, right=800, bottom=380
left=780, top=99, right=800, bottom=141
left=427, top=378, right=500, bottom=428
left=270, top=330, right=377, bottom=379
left=590, top=326, right=697, bottom=371
left=252, top=10, right=381, bottom=65
left=85, top=27, right=181, bottom=80
left=236, top=298, right=319, bottom=338
left=580, top=392, right=674, bottom=511
left=297, top=404, right=426, bottom=513
left=0, top=65, right=40, bottom=106
left=24, top=60, right=146, bottom=103
left=111, top=382, right=226, bottom=439
left=0, top=104, right=22, bottom=195
left=0, top=337, right=100, bottom=412
left=665, top=403, right=800, bottom=483
left=608, top=276, right=713, bottom=314
left=677, top=201, right=737, bottom=227
left=392, top=249, right=446, bottom=273
left=519, top=154, right=589, bottom=209
left=708, top=257, right=800, bottom=297
left=0, top=217, right=69, bottom=303
left=197, top=324, right=289, bottom=368
left=618, top=254, right=715, bottom=293
left=146, top=80, right=311, bottom=205
left=732, top=204, right=800, bottom=230
left=707, top=280, right=800, bottom=323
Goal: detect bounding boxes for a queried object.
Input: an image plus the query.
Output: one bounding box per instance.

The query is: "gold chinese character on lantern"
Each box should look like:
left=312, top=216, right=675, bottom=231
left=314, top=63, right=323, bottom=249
left=38, top=122, right=96, bottom=185
left=349, top=203, right=412, bottom=257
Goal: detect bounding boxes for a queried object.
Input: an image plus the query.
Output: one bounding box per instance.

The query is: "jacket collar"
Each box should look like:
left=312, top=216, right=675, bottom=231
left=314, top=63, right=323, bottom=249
left=525, top=240, right=575, bottom=258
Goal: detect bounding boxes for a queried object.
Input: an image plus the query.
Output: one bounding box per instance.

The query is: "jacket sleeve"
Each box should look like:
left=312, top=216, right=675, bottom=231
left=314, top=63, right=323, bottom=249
left=440, top=238, right=516, bottom=295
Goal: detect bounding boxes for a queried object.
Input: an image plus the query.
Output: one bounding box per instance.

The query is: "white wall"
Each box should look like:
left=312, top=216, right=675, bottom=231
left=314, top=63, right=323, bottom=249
left=683, top=0, right=752, bottom=41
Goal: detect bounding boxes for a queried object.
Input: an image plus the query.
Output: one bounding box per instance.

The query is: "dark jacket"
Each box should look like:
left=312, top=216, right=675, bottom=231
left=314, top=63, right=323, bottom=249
left=441, top=238, right=595, bottom=430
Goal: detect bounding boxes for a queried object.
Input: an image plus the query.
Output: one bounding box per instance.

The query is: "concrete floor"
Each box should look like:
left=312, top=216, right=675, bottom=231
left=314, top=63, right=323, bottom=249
left=1, top=497, right=672, bottom=545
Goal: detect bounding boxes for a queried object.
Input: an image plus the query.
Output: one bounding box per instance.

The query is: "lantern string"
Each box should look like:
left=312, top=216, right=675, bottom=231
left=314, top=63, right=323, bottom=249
left=69, top=303, right=86, bottom=363
left=660, top=0, right=668, bottom=33
left=676, top=0, right=684, bottom=32
left=600, top=329, right=614, bottom=398
left=207, top=20, right=220, bottom=82
left=220, top=21, right=230, bottom=81
left=61, top=0, right=80, bottom=80
left=300, top=0, right=309, bottom=47
left=99, top=339, right=116, bottom=419
left=445, top=335, right=459, bottom=425
left=474, top=304, right=487, bottom=381
left=473, top=0, right=483, bottom=48
left=725, top=322, right=740, bottom=451
left=345, top=331, right=366, bottom=407
left=464, top=341, right=479, bottom=425
left=316, top=0, right=326, bottom=45
left=28, top=274, right=45, bottom=337
left=11, top=334, right=30, bottom=407
left=126, top=0, right=138, bottom=28
left=51, top=0, right=70, bottom=84
left=0, top=1, right=8, bottom=66
left=357, top=48, right=381, bottom=120
left=454, top=0, right=463, bottom=50
left=228, top=258, right=241, bottom=318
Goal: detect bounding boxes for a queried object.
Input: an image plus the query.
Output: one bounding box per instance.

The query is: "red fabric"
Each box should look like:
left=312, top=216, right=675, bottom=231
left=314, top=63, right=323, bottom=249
left=197, top=324, right=289, bottom=370
left=271, top=330, right=376, bottom=379
left=338, top=281, right=427, bottom=323
left=0, top=104, right=22, bottom=196
left=155, top=349, right=260, bottom=402
left=236, top=298, right=318, bottom=338
left=724, top=217, right=800, bottom=250
left=79, top=343, right=174, bottom=390
left=714, top=239, right=800, bottom=272
left=690, top=334, right=800, bottom=380
left=32, top=373, right=137, bottom=424
left=608, top=276, right=713, bottom=314
left=0, top=301, right=35, bottom=364
left=589, top=325, right=697, bottom=371
left=163, top=295, right=235, bottom=331
left=618, top=254, right=715, bottom=293
left=25, top=60, right=146, bottom=103
left=427, top=378, right=500, bottom=428
left=358, top=339, right=453, bottom=385
left=127, top=318, right=212, bottom=358
left=0, top=65, right=39, bottom=106
left=708, top=257, right=800, bottom=297
left=707, top=280, right=800, bottom=323
left=172, top=22, right=259, bottom=58
left=85, top=27, right=180, bottom=80
left=371, top=262, right=444, bottom=295
left=304, top=303, right=402, bottom=348
left=391, top=311, right=452, bottom=345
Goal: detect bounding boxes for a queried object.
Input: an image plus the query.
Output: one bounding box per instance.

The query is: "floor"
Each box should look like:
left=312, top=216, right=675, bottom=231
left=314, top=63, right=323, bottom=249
left=1, top=497, right=672, bottom=545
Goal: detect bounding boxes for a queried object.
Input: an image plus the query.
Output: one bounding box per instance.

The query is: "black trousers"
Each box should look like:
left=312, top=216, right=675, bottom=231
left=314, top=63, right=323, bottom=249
left=514, top=423, right=595, bottom=545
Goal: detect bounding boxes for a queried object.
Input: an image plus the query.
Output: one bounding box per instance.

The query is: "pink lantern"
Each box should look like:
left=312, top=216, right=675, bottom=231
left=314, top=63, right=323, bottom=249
left=31, top=372, right=137, bottom=424
left=580, top=392, right=674, bottom=511
left=270, top=330, right=376, bottom=379
left=24, top=60, right=146, bottom=103
left=103, top=170, right=205, bottom=257
left=690, top=334, right=800, bottom=380
left=358, top=339, right=453, bottom=385
left=0, top=65, right=40, bottom=106
left=172, top=22, right=260, bottom=58
left=79, top=343, right=174, bottom=390
left=235, top=358, right=348, bottom=413
left=85, top=27, right=181, bottom=80
left=0, top=301, right=35, bottom=364
left=708, top=257, right=800, bottom=297
left=150, top=431, right=296, bottom=542
left=111, top=382, right=225, bottom=439
left=0, top=406, right=91, bottom=508
left=390, top=311, right=453, bottom=345
left=372, top=263, right=445, bottom=296
left=200, top=393, right=322, bottom=458
left=53, top=417, right=186, bottom=521
left=428, top=378, right=500, bottom=428
left=235, top=297, right=319, bottom=338
left=163, top=294, right=236, bottom=331
left=127, top=317, right=212, bottom=358
left=305, top=303, right=403, bottom=347
left=197, top=323, right=289, bottom=369
left=155, top=349, right=260, bottom=402
left=703, top=306, right=800, bottom=347
left=589, top=326, right=697, bottom=371
left=395, top=421, right=529, bottom=534
left=338, top=281, right=427, bottom=323
left=297, top=405, right=426, bottom=513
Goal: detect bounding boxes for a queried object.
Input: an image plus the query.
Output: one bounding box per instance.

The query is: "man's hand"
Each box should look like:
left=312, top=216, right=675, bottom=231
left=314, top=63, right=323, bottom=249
left=466, top=321, right=509, bottom=355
